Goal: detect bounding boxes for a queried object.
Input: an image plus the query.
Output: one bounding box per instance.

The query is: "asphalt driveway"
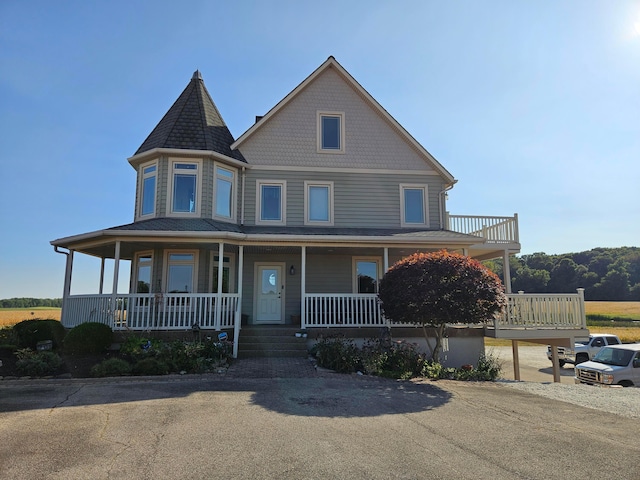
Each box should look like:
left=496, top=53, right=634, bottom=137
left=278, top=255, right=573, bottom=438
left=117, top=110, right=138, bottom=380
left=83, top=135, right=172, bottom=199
left=1, top=369, right=638, bottom=479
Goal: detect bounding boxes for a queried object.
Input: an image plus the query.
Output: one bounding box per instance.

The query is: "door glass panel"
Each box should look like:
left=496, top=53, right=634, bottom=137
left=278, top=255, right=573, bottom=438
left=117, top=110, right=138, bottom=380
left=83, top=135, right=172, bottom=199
left=261, top=268, right=278, bottom=294
left=357, top=261, right=378, bottom=293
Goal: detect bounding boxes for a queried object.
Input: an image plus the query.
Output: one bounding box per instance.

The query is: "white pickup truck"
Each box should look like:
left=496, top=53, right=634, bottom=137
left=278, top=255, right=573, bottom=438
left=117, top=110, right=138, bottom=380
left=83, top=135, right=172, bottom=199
left=547, top=334, right=621, bottom=367
left=575, top=343, right=640, bottom=387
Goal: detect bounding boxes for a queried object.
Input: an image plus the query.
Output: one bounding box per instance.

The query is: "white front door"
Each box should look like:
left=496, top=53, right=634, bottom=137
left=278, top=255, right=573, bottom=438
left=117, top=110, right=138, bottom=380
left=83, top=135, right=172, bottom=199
left=255, top=264, right=284, bottom=323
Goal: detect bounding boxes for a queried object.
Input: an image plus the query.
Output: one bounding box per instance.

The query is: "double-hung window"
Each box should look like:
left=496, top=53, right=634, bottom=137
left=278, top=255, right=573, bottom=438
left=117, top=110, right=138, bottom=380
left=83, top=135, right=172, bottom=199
left=304, top=181, right=333, bottom=225
left=400, top=184, right=429, bottom=227
left=165, top=251, right=197, bottom=293
left=135, top=253, right=153, bottom=293
left=256, top=180, right=286, bottom=225
left=170, top=161, right=200, bottom=215
left=353, top=257, right=381, bottom=294
left=317, top=111, right=345, bottom=153
left=139, top=162, right=157, bottom=217
left=214, top=165, right=235, bottom=220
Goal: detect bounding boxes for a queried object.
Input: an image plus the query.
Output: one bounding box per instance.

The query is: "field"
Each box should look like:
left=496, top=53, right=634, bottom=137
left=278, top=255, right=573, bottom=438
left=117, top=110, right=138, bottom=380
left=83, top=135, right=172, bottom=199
left=584, top=301, right=640, bottom=320
left=0, top=307, right=61, bottom=327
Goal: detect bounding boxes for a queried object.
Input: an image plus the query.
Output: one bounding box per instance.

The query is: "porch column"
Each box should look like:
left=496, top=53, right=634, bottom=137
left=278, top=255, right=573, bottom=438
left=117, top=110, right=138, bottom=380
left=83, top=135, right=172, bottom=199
left=110, top=241, right=121, bottom=330
left=215, top=242, right=224, bottom=330
left=383, top=247, right=389, bottom=272
left=99, top=258, right=105, bottom=294
left=503, top=250, right=512, bottom=294
left=301, top=246, right=306, bottom=329
left=233, top=246, right=244, bottom=358
left=61, top=250, right=74, bottom=326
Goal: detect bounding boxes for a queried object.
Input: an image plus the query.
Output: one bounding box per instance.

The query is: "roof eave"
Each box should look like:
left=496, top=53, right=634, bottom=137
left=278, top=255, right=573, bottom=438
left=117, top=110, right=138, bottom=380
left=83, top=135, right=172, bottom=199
left=127, top=148, right=250, bottom=169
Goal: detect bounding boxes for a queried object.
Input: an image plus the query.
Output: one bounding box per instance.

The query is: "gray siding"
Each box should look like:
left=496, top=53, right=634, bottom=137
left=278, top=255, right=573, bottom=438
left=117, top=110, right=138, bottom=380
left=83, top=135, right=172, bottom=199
left=305, top=254, right=352, bottom=293
left=245, top=169, right=444, bottom=229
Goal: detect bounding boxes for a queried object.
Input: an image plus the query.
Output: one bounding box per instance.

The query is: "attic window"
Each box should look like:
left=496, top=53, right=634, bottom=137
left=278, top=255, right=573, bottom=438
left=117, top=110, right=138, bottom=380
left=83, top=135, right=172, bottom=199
left=317, top=111, right=345, bottom=153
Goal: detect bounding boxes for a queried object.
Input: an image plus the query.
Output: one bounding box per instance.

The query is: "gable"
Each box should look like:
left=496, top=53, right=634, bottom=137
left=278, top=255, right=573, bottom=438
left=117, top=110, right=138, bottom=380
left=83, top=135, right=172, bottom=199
left=233, top=59, right=454, bottom=180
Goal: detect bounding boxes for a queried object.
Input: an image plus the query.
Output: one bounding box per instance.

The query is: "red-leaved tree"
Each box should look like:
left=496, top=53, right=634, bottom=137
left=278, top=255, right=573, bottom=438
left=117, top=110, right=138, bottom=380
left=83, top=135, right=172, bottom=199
left=378, top=250, right=507, bottom=363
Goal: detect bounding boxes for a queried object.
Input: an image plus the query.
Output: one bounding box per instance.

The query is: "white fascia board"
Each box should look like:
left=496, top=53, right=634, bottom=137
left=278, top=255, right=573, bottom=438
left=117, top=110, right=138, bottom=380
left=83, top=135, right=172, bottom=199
left=242, top=233, right=484, bottom=247
left=127, top=148, right=250, bottom=170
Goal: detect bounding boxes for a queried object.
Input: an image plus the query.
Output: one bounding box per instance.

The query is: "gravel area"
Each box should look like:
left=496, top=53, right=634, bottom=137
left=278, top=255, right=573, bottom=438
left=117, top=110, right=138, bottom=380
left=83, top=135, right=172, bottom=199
left=498, top=380, right=640, bottom=419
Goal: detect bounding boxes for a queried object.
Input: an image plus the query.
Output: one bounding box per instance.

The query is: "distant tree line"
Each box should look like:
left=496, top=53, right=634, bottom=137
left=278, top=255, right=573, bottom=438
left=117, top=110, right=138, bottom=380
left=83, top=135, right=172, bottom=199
left=485, top=247, right=640, bottom=301
left=0, top=298, right=63, bottom=308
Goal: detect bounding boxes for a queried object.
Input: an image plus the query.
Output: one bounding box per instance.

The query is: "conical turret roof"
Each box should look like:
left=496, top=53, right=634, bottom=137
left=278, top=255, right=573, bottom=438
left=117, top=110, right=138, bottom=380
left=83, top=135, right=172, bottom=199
left=135, top=71, right=245, bottom=162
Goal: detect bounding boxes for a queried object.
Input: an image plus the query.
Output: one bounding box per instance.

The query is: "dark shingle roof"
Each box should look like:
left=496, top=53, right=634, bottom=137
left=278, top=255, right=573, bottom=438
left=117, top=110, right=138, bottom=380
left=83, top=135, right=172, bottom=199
left=134, top=71, right=245, bottom=162
left=107, top=218, right=480, bottom=241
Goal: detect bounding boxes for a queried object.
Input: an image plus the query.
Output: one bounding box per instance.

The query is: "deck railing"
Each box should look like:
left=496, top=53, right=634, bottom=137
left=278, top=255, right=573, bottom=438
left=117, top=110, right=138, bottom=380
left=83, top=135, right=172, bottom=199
left=446, top=214, right=519, bottom=244
left=303, top=290, right=586, bottom=331
left=497, top=289, right=586, bottom=330
left=62, top=293, right=240, bottom=331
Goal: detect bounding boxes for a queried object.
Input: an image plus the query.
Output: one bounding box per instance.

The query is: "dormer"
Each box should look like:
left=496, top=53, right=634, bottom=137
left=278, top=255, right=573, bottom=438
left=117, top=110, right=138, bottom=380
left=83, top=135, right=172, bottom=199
left=127, top=71, right=246, bottom=223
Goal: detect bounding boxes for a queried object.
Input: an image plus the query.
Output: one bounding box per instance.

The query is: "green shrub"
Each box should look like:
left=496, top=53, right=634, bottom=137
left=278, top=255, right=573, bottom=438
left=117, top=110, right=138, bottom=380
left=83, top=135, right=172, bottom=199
left=12, top=319, right=66, bottom=349
left=165, top=339, right=233, bottom=373
left=132, top=357, right=170, bottom=376
left=420, top=353, right=502, bottom=381
left=63, top=322, right=113, bottom=354
left=15, top=348, right=64, bottom=377
left=361, top=338, right=424, bottom=379
left=311, top=336, right=361, bottom=373
left=90, top=358, right=132, bottom=377
left=120, top=335, right=164, bottom=360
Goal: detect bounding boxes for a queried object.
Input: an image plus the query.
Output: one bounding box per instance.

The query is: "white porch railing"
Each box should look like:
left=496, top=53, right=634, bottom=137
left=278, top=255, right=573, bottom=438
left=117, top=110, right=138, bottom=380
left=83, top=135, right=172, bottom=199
left=304, top=290, right=586, bottom=330
left=304, top=294, right=385, bottom=328
left=496, top=289, right=586, bottom=330
left=62, top=293, right=240, bottom=331
left=446, top=214, right=519, bottom=244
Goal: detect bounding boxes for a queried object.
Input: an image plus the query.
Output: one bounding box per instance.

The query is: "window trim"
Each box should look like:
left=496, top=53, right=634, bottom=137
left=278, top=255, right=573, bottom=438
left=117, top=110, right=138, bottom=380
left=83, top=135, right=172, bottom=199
left=304, top=181, right=334, bottom=226
left=317, top=111, right=345, bottom=154
left=166, top=159, right=203, bottom=217
left=138, top=161, right=157, bottom=219
left=133, top=251, right=154, bottom=293
left=255, top=179, right=287, bottom=225
left=400, top=184, right=429, bottom=227
left=352, top=256, right=382, bottom=294
left=163, top=250, right=199, bottom=294
left=213, top=163, right=237, bottom=222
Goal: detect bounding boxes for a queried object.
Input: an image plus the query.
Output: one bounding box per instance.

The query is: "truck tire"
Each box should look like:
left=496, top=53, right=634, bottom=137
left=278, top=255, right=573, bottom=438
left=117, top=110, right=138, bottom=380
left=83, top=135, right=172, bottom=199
left=558, top=360, right=566, bottom=367
left=618, top=380, right=633, bottom=387
left=575, top=353, right=589, bottom=365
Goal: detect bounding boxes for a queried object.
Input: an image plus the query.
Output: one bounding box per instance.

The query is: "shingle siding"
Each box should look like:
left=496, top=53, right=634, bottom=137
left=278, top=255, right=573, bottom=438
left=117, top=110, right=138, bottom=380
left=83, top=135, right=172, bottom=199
left=239, top=67, right=436, bottom=172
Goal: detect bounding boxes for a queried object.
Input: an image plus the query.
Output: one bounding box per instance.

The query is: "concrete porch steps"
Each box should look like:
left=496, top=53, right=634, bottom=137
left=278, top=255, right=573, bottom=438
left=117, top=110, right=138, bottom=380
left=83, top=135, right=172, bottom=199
left=237, top=326, right=309, bottom=358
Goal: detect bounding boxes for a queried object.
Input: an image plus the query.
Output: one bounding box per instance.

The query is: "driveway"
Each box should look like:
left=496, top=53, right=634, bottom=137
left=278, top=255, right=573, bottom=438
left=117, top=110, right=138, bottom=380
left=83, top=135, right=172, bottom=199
left=1, top=368, right=638, bottom=479
left=488, top=345, right=577, bottom=384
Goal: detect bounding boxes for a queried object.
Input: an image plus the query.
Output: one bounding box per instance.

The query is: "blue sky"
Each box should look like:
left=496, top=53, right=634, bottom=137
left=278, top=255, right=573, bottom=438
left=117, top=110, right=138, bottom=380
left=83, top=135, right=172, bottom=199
left=1, top=1, right=639, bottom=299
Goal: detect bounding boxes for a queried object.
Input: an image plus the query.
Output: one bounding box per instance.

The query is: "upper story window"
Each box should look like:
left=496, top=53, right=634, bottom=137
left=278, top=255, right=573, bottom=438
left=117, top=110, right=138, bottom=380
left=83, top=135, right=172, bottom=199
left=400, top=184, right=429, bottom=227
left=214, top=165, right=236, bottom=221
left=317, top=111, right=345, bottom=153
left=139, top=162, right=157, bottom=217
left=169, top=160, right=201, bottom=216
left=304, top=181, right=334, bottom=225
left=256, top=180, right=286, bottom=225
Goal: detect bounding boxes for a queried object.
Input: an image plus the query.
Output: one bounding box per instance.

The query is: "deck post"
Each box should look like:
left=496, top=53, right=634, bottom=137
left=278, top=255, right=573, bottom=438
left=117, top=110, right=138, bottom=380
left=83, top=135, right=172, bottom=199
left=233, top=246, right=243, bottom=358
left=577, top=288, right=586, bottom=328
left=301, top=246, right=306, bottom=329
left=550, top=345, right=561, bottom=383
left=511, top=339, right=521, bottom=381
left=502, top=250, right=512, bottom=294
left=61, top=249, right=74, bottom=325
